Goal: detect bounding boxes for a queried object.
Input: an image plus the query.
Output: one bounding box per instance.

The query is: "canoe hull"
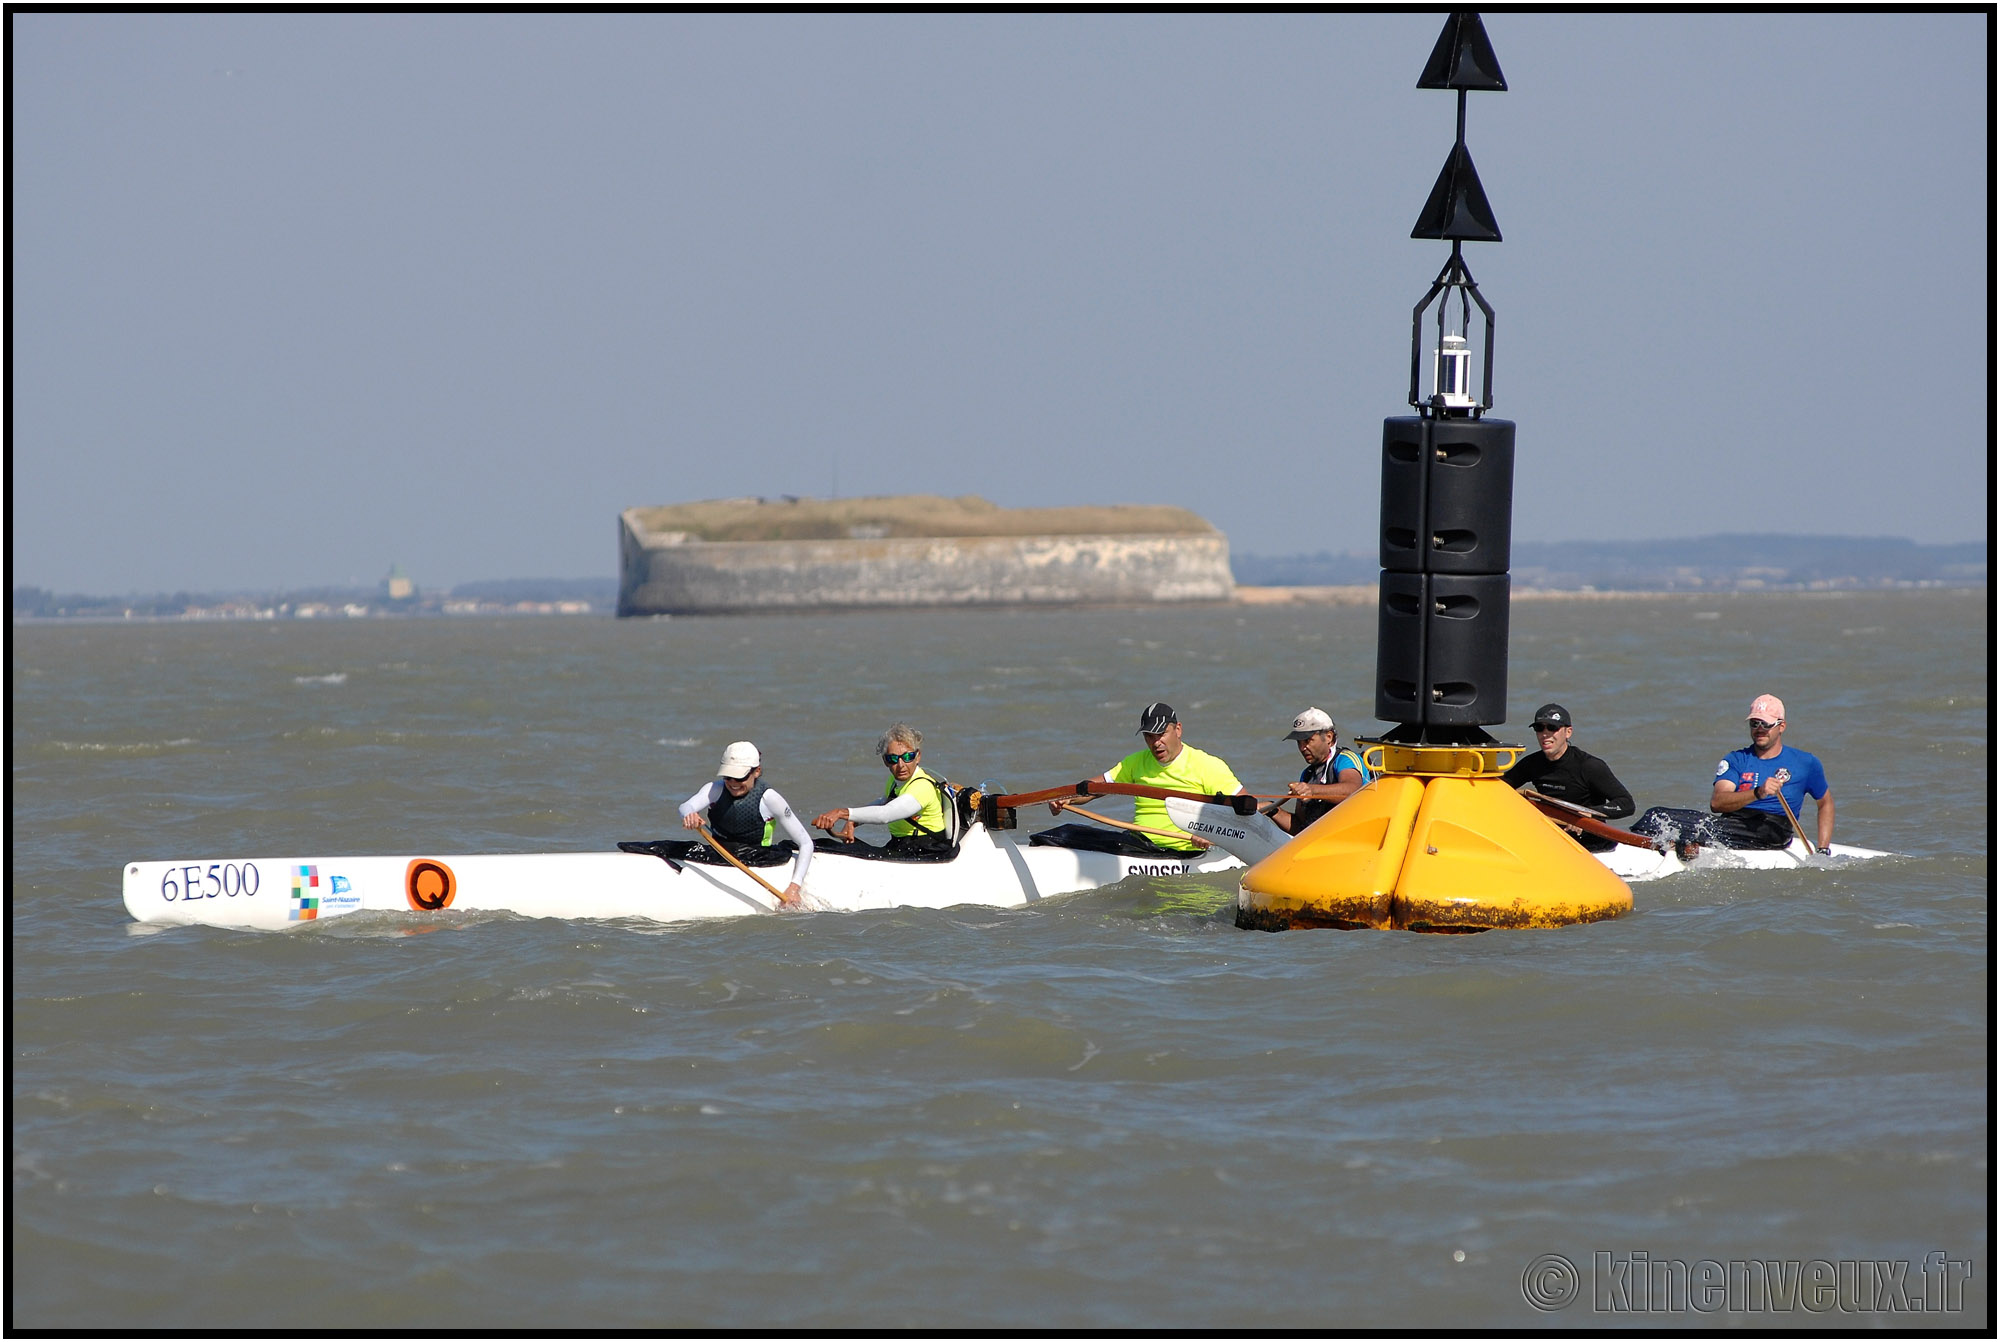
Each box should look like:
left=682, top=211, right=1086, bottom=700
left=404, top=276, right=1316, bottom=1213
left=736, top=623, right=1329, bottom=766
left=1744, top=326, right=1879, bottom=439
left=1597, top=838, right=1889, bottom=883
left=121, top=825, right=1245, bottom=930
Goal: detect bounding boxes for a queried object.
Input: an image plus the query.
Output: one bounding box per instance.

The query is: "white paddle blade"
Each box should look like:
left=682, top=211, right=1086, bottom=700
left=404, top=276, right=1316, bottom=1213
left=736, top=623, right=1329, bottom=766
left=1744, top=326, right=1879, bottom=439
left=1162, top=797, right=1292, bottom=865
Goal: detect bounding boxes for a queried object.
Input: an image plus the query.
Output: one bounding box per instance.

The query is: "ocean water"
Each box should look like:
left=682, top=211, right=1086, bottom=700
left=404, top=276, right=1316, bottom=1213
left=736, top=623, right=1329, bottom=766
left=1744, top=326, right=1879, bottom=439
left=11, top=591, right=1988, bottom=1328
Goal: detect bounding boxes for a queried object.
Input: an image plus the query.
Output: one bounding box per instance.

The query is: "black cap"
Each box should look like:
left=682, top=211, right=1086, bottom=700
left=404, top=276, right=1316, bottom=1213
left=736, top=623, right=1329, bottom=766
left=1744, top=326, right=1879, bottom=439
left=1531, top=704, right=1571, bottom=729
left=1136, top=702, right=1179, bottom=735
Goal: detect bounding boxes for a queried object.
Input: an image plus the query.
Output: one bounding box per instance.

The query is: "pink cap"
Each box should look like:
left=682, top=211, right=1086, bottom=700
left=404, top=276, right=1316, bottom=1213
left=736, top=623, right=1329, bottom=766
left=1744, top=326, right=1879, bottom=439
left=1747, top=694, right=1786, bottom=723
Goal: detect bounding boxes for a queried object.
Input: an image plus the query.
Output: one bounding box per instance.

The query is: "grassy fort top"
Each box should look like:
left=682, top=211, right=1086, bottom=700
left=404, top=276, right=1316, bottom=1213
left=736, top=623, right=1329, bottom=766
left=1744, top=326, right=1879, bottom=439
left=625, top=495, right=1218, bottom=544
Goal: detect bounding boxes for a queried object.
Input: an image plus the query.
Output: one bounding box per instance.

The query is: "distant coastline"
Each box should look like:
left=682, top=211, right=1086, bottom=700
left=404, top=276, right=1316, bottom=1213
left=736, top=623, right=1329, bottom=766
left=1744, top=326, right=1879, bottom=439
left=13, top=583, right=1983, bottom=624
left=8, top=577, right=620, bottom=623
left=15, top=533, right=1985, bottom=622
left=1236, top=534, right=1984, bottom=593
left=1233, top=585, right=1984, bottom=606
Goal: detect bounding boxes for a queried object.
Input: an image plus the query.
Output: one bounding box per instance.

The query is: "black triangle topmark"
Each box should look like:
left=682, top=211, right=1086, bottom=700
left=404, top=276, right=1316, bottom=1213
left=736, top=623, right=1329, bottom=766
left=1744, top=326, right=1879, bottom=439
left=1417, top=11, right=1507, bottom=92
left=1411, top=143, right=1502, bottom=243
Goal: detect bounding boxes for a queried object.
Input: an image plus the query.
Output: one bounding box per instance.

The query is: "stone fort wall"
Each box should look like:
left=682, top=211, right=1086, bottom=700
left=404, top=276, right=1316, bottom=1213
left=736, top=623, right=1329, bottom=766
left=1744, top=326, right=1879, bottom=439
left=617, top=498, right=1233, bottom=615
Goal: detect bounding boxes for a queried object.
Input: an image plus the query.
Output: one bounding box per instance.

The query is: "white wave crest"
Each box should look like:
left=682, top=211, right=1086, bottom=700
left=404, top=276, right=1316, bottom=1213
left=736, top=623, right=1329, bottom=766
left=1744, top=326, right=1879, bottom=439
left=49, top=739, right=198, bottom=754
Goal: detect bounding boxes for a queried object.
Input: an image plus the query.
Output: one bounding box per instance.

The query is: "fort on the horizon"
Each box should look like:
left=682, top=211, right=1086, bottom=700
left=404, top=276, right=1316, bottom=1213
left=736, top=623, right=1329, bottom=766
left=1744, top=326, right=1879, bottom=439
left=616, top=495, right=1234, bottom=616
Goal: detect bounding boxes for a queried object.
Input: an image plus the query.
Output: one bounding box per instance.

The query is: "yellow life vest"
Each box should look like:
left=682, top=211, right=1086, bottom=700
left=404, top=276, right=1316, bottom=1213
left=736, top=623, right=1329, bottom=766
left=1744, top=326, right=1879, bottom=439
left=885, top=766, right=949, bottom=841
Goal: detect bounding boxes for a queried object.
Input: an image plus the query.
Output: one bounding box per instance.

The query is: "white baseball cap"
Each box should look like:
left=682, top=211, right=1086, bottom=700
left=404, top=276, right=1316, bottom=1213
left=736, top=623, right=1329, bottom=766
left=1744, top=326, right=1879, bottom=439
left=717, top=741, right=761, bottom=778
left=1285, top=708, right=1335, bottom=740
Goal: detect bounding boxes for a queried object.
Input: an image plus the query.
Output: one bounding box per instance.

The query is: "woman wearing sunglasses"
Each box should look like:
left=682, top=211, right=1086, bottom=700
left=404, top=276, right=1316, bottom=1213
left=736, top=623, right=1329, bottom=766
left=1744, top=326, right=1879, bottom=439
left=811, top=724, right=953, bottom=853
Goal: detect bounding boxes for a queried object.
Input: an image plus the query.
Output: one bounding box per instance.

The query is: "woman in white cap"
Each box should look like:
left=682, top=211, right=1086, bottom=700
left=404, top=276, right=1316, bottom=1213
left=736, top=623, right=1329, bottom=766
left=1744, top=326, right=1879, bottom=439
left=677, top=741, right=812, bottom=905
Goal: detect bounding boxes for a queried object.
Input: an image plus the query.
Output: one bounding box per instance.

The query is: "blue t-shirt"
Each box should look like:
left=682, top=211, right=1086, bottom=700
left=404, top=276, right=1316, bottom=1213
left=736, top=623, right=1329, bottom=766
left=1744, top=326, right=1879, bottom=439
left=1301, top=746, right=1373, bottom=788
left=1714, top=746, right=1827, bottom=817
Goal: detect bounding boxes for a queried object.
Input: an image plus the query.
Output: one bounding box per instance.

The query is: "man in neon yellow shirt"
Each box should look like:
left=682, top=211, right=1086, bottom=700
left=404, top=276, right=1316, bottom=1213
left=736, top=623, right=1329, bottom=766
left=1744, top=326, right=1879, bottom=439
left=1081, top=702, right=1246, bottom=852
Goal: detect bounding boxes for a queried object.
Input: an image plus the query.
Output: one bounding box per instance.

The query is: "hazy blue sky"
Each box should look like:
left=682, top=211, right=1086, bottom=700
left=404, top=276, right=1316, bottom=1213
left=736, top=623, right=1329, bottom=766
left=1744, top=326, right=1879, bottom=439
left=13, top=12, right=1988, bottom=594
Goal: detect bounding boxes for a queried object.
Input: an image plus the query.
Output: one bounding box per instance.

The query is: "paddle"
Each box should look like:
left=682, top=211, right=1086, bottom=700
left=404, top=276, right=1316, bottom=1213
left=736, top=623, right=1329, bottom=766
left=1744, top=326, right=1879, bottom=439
left=615, top=840, right=685, bottom=872
left=1061, top=804, right=1206, bottom=846
left=1514, top=788, right=1608, bottom=820
left=1522, top=794, right=1661, bottom=851
left=686, top=817, right=797, bottom=907
left=1772, top=787, right=1819, bottom=855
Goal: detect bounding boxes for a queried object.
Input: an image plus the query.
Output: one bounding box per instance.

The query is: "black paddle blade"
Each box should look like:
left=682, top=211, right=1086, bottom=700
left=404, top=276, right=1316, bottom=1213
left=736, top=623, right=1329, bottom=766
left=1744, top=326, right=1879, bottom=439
left=616, top=840, right=685, bottom=872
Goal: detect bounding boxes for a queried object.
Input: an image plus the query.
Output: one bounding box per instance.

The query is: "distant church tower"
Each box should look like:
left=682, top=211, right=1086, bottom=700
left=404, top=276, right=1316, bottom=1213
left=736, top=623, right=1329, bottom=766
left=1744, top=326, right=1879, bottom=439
left=382, top=563, right=415, bottom=601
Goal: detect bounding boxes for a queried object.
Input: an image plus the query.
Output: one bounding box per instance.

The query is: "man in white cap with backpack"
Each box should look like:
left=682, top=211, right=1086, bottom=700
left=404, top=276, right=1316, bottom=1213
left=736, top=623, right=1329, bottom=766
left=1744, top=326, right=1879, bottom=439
left=678, top=741, right=814, bottom=906
left=1270, top=708, right=1374, bottom=834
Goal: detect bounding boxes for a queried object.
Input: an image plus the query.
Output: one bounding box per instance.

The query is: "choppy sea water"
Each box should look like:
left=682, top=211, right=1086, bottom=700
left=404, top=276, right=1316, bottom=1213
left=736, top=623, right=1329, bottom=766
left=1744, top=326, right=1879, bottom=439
left=11, top=592, right=1988, bottom=1328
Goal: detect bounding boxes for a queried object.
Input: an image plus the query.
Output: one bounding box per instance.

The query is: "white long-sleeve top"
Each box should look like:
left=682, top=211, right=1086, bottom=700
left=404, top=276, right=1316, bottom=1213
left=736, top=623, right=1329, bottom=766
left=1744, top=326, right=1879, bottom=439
left=843, top=791, right=924, bottom=826
left=677, top=782, right=814, bottom=887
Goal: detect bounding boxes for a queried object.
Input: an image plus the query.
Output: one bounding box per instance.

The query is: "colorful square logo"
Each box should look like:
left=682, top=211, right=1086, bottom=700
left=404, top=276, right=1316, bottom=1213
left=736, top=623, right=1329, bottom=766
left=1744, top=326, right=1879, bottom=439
left=289, top=864, right=320, bottom=921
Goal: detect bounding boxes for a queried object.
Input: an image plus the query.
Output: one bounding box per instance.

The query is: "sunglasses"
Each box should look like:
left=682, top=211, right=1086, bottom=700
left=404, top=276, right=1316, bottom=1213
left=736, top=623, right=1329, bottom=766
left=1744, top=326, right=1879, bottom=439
left=1747, top=719, right=1780, bottom=731
left=1533, top=723, right=1565, bottom=732
left=882, top=749, right=919, bottom=765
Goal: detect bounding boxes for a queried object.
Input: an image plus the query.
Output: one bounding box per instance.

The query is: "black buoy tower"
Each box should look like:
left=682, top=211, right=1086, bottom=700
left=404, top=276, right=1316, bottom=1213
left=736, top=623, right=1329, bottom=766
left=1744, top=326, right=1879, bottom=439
left=1238, top=12, right=1633, bottom=932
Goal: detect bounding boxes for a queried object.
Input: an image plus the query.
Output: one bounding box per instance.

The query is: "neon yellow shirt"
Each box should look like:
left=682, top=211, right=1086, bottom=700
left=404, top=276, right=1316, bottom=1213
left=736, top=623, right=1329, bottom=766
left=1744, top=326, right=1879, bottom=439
left=1105, top=744, right=1242, bottom=850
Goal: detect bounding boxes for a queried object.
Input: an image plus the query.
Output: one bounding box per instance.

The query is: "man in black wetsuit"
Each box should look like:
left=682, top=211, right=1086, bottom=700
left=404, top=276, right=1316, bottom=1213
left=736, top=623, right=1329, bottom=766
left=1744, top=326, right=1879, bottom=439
left=1501, top=704, right=1635, bottom=853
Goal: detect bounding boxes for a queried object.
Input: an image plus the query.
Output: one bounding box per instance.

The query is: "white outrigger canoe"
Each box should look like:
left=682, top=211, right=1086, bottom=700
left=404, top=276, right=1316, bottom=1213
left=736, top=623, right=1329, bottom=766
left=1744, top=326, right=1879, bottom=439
left=122, top=793, right=1888, bottom=931
left=121, top=819, right=1243, bottom=930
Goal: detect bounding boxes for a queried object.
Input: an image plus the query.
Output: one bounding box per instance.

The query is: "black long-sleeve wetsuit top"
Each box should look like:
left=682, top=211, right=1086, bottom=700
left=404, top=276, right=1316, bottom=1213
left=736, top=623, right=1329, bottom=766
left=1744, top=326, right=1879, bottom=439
left=1501, top=744, right=1635, bottom=819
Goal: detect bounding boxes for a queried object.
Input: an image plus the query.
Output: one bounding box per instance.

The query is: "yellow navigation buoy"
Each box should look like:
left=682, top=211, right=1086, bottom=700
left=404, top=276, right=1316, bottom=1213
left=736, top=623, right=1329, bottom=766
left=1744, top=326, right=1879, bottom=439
left=1237, top=741, right=1632, bottom=933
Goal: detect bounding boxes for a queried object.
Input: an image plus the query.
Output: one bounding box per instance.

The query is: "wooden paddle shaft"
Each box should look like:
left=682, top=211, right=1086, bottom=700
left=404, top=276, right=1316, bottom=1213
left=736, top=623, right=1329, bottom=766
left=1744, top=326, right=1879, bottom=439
left=688, top=819, right=791, bottom=903
left=1523, top=794, right=1660, bottom=851
left=1062, top=805, right=1203, bottom=845
left=1772, top=788, right=1817, bottom=852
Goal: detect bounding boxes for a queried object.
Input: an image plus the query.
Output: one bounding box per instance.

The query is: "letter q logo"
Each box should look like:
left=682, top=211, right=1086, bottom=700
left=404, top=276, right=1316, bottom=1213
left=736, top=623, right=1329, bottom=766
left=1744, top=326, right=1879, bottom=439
left=405, top=859, right=457, bottom=911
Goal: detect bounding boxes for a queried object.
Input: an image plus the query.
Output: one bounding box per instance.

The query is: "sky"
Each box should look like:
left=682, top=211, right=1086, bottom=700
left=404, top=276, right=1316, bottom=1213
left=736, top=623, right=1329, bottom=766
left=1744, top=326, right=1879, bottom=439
left=12, top=12, right=1989, bottom=595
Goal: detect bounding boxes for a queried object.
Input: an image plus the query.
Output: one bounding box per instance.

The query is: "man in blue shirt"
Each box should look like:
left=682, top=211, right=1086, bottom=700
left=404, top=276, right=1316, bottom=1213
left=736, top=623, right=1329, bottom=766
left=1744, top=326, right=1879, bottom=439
left=1707, top=693, right=1833, bottom=851
left=1635, top=694, right=1834, bottom=853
